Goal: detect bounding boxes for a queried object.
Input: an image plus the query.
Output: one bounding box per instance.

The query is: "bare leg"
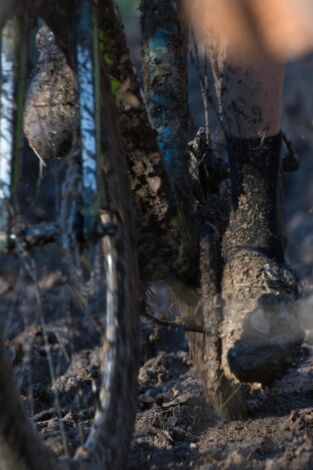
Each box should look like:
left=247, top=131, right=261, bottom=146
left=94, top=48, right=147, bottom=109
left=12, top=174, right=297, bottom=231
left=213, top=48, right=285, bottom=138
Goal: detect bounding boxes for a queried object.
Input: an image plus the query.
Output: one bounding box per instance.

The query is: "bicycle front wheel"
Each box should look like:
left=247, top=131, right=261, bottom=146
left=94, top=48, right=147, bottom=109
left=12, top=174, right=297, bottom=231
left=0, top=1, right=139, bottom=469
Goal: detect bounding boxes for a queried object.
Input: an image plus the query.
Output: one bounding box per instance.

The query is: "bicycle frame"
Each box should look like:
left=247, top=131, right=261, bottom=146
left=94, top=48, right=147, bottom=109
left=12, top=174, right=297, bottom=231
left=141, top=0, right=199, bottom=281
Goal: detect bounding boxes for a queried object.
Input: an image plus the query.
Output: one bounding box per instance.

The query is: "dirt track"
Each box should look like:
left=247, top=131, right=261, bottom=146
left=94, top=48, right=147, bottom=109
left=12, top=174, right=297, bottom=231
left=129, top=334, right=313, bottom=469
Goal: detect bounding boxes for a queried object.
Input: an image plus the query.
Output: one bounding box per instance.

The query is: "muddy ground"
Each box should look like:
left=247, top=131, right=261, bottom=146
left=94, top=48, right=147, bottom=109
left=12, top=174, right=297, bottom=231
left=126, top=55, right=313, bottom=469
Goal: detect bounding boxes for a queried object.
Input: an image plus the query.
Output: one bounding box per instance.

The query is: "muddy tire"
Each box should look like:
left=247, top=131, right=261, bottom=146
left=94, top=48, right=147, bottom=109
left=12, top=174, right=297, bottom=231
left=0, top=4, right=139, bottom=469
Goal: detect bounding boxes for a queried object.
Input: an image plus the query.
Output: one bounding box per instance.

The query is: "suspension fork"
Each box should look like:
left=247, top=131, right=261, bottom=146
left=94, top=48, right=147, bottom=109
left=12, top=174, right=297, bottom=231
left=141, top=0, right=198, bottom=280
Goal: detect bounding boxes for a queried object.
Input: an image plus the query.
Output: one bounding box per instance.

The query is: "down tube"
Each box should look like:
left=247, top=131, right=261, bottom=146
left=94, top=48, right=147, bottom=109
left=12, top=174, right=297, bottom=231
left=141, top=0, right=198, bottom=279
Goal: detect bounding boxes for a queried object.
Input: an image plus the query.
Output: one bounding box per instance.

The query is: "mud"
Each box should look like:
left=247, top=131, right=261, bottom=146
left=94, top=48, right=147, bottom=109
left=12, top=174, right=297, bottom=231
left=24, top=25, right=78, bottom=161
left=98, top=0, right=182, bottom=284
left=4, top=5, right=313, bottom=469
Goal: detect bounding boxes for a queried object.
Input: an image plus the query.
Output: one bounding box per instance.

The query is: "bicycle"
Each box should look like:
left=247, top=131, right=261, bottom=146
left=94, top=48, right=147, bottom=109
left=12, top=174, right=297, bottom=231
left=0, top=0, right=300, bottom=468
left=0, top=1, right=140, bottom=468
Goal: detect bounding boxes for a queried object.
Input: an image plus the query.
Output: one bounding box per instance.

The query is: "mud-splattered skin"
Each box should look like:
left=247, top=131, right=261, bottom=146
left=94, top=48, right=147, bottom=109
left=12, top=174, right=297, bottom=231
left=210, top=40, right=285, bottom=139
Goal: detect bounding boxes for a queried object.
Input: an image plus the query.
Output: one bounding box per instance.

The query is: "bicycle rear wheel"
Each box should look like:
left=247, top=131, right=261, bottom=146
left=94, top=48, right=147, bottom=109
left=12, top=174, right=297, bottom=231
left=0, top=1, right=139, bottom=469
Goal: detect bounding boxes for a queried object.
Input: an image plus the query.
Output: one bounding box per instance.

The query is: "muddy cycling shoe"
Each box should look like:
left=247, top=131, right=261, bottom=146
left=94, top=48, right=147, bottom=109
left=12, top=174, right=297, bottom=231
left=221, top=251, right=304, bottom=385
left=221, top=134, right=304, bottom=385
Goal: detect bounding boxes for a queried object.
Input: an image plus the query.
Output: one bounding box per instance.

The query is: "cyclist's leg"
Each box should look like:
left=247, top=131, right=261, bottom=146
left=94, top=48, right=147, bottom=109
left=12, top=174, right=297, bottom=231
left=213, top=45, right=304, bottom=385
left=215, top=50, right=285, bottom=139
left=215, top=49, right=286, bottom=260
